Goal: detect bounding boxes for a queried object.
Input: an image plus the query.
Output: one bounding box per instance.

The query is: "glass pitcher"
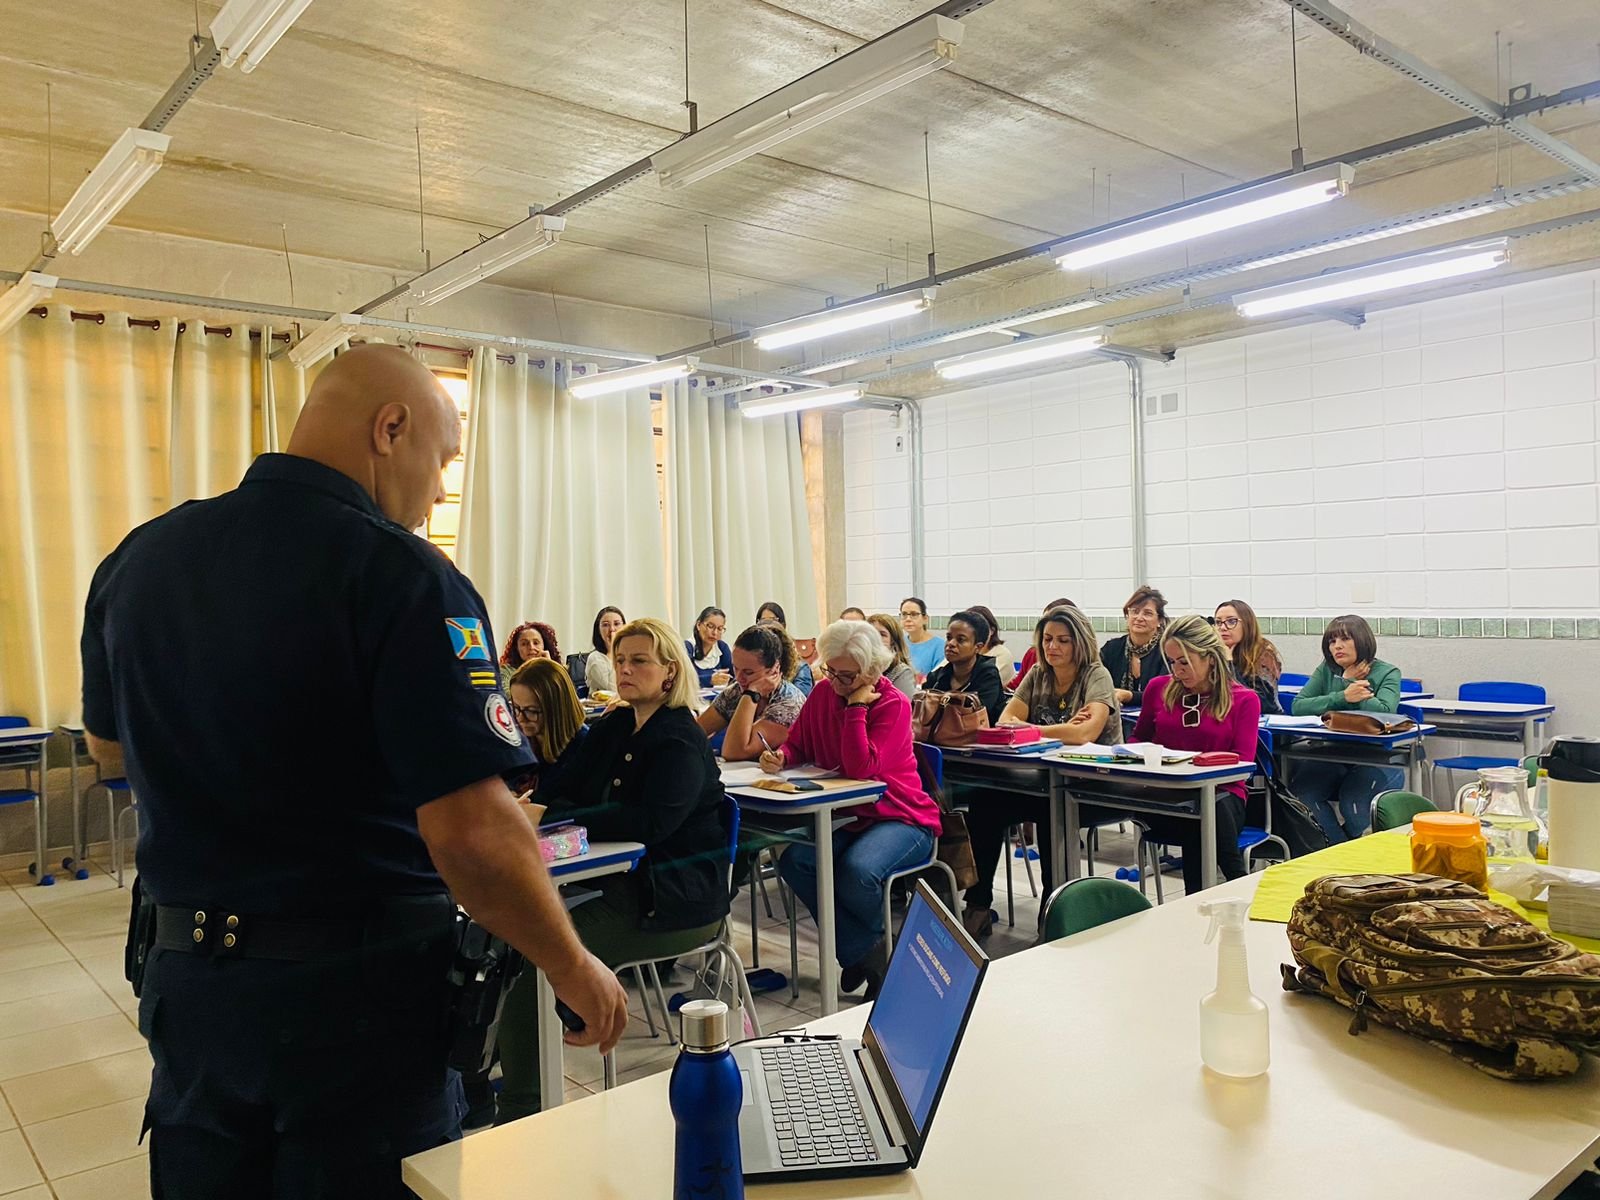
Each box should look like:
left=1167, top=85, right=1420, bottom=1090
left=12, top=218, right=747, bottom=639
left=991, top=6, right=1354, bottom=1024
left=1455, top=765, right=1545, bottom=861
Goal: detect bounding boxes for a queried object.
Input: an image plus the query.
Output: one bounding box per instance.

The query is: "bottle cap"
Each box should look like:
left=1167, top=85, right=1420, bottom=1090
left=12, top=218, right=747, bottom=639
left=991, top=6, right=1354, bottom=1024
left=679, top=999, right=731, bottom=1051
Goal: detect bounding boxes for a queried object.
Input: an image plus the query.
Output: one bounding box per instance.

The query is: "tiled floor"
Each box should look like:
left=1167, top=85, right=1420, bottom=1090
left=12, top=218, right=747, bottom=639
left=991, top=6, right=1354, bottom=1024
left=0, top=823, right=1183, bottom=1196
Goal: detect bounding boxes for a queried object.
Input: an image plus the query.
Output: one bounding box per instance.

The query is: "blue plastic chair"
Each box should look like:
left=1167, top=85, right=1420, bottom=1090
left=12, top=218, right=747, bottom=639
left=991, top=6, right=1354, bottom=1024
left=0, top=717, right=51, bottom=886
left=1430, top=681, right=1548, bottom=805
left=1401, top=678, right=1425, bottom=695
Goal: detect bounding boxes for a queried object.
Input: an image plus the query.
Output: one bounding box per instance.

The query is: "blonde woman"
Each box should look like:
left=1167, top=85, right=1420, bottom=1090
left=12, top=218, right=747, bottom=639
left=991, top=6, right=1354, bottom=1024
left=867, top=612, right=917, bottom=698
left=495, top=618, right=730, bottom=1122
left=1131, top=615, right=1261, bottom=892
left=504, top=658, right=588, bottom=797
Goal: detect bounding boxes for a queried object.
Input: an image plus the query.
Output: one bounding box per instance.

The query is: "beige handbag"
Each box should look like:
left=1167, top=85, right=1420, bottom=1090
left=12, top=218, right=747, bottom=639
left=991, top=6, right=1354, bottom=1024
left=912, top=689, right=990, bottom=747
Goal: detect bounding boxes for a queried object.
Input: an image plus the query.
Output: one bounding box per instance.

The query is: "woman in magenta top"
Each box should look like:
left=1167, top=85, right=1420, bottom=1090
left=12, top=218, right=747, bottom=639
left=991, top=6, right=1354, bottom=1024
left=765, top=619, right=941, bottom=1000
left=1131, top=614, right=1260, bottom=894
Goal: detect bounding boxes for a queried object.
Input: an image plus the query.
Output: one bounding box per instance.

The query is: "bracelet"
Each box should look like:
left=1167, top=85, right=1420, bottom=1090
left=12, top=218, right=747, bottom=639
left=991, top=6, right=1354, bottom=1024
left=847, top=702, right=870, bottom=709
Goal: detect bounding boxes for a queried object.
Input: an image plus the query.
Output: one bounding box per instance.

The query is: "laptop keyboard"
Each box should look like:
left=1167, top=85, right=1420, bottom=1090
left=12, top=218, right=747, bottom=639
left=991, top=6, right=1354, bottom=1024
left=758, top=1042, right=880, bottom=1167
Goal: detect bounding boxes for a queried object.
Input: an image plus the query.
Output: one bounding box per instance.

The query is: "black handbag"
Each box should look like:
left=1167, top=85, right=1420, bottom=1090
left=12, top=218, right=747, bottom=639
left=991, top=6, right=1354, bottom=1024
left=1265, top=774, right=1330, bottom=858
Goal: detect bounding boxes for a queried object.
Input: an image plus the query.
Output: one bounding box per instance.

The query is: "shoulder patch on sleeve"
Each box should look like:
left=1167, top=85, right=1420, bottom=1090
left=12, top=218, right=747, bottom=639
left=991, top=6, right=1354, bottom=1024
left=446, top=617, right=492, bottom=661
left=485, top=693, right=521, bottom=745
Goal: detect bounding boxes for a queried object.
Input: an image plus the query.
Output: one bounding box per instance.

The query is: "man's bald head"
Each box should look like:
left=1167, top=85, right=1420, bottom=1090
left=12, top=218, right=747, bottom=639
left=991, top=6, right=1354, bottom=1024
left=287, top=345, right=460, bottom=531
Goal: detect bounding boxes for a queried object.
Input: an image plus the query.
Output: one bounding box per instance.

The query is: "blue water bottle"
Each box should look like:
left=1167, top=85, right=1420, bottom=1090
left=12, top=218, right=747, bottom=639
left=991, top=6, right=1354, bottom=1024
left=670, top=999, right=744, bottom=1200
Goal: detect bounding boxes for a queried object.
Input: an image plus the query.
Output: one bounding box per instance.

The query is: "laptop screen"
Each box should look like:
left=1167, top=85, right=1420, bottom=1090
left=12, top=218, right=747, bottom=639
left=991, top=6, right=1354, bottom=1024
left=865, top=884, right=986, bottom=1136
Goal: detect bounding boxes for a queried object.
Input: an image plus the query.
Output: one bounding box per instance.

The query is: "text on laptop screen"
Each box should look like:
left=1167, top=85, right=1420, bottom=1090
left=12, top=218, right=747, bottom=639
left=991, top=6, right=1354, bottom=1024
left=867, top=893, right=982, bottom=1132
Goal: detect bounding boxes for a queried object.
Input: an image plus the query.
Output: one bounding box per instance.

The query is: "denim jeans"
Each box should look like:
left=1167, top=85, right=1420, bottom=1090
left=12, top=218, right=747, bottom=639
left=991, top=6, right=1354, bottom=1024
left=777, top=821, right=936, bottom=967
left=1292, top=762, right=1405, bottom=843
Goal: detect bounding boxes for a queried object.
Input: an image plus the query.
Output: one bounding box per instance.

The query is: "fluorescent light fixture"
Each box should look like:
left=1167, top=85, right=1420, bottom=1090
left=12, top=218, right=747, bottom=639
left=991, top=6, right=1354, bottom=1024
left=1056, top=163, right=1354, bottom=272
left=740, top=384, right=866, bottom=417
left=51, top=128, right=171, bottom=255
left=0, top=272, right=57, bottom=336
left=288, top=313, right=360, bottom=367
left=796, top=357, right=862, bottom=376
left=1244, top=204, right=1498, bottom=272
left=651, top=15, right=964, bottom=189
left=1234, top=239, right=1509, bottom=318
left=406, top=215, right=567, bottom=305
left=754, top=289, right=935, bottom=352
left=926, top=300, right=1104, bottom=346
left=211, top=0, right=315, bottom=72
left=935, top=327, right=1107, bottom=381
left=569, top=356, right=699, bottom=400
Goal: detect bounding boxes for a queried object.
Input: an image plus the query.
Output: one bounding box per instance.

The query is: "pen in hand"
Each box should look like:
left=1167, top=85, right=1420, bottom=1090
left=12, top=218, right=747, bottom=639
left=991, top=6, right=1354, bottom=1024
left=756, top=730, right=774, bottom=755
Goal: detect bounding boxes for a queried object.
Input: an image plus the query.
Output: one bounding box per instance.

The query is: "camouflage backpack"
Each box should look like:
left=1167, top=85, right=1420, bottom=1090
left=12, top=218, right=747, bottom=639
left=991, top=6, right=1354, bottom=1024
left=1281, top=873, right=1600, bottom=1080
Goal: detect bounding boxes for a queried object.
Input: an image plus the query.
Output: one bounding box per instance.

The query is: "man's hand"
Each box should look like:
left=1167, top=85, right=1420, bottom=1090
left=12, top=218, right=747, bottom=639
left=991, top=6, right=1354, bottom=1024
left=546, top=951, right=630, bottom=1052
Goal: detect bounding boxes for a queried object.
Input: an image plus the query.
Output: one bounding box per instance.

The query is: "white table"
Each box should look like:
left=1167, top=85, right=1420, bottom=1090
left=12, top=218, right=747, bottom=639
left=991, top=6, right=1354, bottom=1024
left=533, top=840, right=646, bottom=1109
left=404, top=871, right=1600, bottom=1200
left=721, top=774, right=887, bottom=1016
left=1045, top=756, right=1258, bottom=890
left=1409, top=698, right=1555, bottom=762
left=1261, top=715, right=1436, bottom=795
left=0, top=726, right=55, bottom=885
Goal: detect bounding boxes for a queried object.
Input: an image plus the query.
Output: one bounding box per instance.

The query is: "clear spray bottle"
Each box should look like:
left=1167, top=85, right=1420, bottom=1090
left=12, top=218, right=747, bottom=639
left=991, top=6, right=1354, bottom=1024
left=1197, top=897, right=1269, bottom=1078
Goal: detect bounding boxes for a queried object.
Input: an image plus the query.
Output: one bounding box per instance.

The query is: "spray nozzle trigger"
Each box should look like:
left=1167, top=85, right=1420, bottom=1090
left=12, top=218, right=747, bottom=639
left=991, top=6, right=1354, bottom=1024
left=1198, top=897, right=1250, bottom=945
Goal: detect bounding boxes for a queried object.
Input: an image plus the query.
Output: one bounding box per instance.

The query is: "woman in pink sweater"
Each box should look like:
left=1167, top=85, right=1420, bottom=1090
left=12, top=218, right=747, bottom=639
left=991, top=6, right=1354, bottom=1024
left=764, top=619, right=941, bottom=1000
left=1131, top=615, right=1261, bottom=894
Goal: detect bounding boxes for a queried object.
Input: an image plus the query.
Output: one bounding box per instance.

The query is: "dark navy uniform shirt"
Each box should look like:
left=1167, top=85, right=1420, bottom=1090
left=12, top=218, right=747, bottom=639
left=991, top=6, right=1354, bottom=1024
left=81, top=453, right=532, bottom=916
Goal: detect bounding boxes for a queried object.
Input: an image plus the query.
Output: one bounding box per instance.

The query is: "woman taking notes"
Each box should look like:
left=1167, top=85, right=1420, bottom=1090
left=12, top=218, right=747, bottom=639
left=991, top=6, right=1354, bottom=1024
left=763, top=620, right=942, bottom=1000
left=685, top=605, right=733, bottom=688
left=899, top=596, right=946, bottom=681
left=1100, top=586, right=1169, bottom=708
left=1132, top=615, right=1261, bottom=893
left=583, top=605, right=626, bottom=696
left=496, top=619, right=730, bottom=1122
left=960, top=605, right=1119, bottom=939
left=1291, top=615, right=1405, bottom=843
left=696, top=624, right=807, bottom=760
left=1214, top=598, right=1282, bottom=715
left=504, top=658, right=589, bottom=797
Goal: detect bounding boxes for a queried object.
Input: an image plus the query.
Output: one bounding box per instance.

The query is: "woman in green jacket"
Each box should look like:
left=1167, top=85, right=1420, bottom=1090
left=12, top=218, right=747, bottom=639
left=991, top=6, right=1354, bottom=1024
left=1290, top=615, right=1405, bottom=842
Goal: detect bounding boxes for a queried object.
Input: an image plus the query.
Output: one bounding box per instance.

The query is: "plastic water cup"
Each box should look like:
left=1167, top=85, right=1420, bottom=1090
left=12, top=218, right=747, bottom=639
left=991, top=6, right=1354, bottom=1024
left=1142, top=746, right=1163, bottom=769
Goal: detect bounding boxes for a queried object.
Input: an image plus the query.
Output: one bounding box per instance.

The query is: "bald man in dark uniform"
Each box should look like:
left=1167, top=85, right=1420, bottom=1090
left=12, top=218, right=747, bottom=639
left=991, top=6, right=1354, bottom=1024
left=81, top=346, right=628, bottom=1198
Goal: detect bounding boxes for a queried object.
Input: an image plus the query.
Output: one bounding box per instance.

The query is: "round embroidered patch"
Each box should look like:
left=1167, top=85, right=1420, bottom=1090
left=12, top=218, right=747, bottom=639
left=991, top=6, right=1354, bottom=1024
left=485, top=693, right=521, bottom=745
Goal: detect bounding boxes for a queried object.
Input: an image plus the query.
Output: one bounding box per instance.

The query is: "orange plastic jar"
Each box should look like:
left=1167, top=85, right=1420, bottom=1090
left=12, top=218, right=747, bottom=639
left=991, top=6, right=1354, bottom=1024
left=1410, top=811, right=1489, bottom=891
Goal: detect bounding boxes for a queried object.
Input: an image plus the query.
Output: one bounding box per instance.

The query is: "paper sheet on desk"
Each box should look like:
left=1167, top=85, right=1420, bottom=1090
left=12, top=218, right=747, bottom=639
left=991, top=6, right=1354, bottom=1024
left=1262, top=716, right=1326, bottom=729
left=720, top=762, right=841, bottom=787
left=1048, top=742, right=1196, bottom=764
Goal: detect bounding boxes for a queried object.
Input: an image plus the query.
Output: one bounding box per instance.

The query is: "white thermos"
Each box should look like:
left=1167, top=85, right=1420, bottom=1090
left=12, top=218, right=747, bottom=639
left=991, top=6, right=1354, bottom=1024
left=1543, top=736, right=1600, bottom=870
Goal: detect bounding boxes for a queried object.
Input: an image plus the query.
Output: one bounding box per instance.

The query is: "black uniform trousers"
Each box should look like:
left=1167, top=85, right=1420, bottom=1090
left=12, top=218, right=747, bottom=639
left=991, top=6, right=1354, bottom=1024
left=140, top=897, right=463, bottom=1199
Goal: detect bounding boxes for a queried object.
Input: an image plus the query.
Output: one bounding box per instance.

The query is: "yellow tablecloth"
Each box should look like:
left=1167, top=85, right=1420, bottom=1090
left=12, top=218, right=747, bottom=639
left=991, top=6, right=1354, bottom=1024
left=1248, top=829, right=1600, bottom=954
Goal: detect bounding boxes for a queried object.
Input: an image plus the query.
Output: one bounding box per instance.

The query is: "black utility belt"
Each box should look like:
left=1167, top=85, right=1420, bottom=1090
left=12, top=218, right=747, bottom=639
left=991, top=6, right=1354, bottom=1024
left=154, top=905, right=368, bottom=962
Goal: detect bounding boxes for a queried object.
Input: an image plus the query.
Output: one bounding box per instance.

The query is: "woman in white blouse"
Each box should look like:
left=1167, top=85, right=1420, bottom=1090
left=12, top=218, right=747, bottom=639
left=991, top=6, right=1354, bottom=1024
left=583, top=606, right=625, bottom=695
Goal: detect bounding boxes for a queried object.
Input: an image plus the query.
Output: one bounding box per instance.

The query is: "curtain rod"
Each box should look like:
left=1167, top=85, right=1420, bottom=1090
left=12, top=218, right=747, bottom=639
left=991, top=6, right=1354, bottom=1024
left=18, top=307, right=294, bottom=340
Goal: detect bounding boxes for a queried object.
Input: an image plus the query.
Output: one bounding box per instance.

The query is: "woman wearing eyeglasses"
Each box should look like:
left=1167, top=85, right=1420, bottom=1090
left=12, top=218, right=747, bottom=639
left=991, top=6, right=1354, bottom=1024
left=1132, top=615, right=1260, bottom=893
left=899, top=596, right=946, bottom=682
left=763, top=619, right=942, bottom=1000
left=1214, top=599, right=1282, bottom=716
left=504, top=658, right=589, bottom=798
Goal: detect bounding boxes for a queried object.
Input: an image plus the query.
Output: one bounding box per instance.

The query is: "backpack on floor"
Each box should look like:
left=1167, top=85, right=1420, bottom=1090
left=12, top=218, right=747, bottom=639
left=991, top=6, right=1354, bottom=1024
left=1281, top=873, right=1600, bottom=1080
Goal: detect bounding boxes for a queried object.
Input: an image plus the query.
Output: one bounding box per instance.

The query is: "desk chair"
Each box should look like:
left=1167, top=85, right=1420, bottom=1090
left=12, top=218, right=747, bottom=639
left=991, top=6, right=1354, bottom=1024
left=83, top=771, right=138, bottom=886
left=1037, top=876, right=1151, bottom=945
left=1429, top=681, right=1547, bottom=806
left=1372, top=790, right=1436, bottom=832
left=603, top=796, right=760, bottom=1088
left=0, top=717, right=50, bottom=886
left=564, top=653, right=589, bottom=697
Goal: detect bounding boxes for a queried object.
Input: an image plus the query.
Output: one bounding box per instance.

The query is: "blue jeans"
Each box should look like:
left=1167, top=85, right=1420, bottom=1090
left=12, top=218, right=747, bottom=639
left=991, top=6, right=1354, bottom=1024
left=777, top=821, right=936, bottom=967
left=1292, top=762, right=1405, bottom=843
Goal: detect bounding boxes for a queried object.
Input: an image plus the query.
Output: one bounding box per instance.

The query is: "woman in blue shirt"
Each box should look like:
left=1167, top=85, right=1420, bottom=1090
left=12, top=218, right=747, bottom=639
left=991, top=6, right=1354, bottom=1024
left=684, top=605, right=732, bottom=688
left=899, top=596, right=946, bottom=682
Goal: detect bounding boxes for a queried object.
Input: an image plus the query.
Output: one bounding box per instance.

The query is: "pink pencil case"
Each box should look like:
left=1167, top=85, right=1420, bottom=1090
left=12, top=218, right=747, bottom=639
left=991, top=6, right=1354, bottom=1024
left=538, top=825, right=590, bottom=863
left=976, top=725, right=1042, bottom=746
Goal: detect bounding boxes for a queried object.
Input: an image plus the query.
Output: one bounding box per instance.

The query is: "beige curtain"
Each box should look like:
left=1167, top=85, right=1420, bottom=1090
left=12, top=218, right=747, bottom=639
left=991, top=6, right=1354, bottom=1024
left=0, top=307, right=315, bottom=727
left=456, top=352, right=667, bottom=655
left=665, top=378, right=820, bottom=637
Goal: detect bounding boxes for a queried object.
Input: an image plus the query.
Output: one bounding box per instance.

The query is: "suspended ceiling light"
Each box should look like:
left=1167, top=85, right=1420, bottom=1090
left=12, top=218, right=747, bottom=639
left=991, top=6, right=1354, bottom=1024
left=927, top=298, right=1103, bottom=345
left=569, top=356, right=699, bottom=400
left=1233, top=239, right=1509, bottom=318
left=740, top=384, right=869, bottom=417
left=0, top=272, right=57, bottom=337
left=407, top=215, right=567, bottom=305
left=288, top=313, right=360, bottom=367
left=796, top=357, right=862, bottom=376
left=1056, top=164, right=1354, bottom=272
left=211, top=0, right=315, bottom=72
left=753, top=289, right=935, bottom=351
left=51, top=128, right=171, bottom=255
left=1243, top=204, right=1498, bottom=272
left=935, top=327, right=1108, bottom=381
left=651, top=14, right=964, bottom=189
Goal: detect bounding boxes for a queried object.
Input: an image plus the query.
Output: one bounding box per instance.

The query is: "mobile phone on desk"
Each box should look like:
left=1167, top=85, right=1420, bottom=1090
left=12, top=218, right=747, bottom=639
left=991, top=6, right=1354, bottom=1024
left=788, top=778, right=824, bottom=792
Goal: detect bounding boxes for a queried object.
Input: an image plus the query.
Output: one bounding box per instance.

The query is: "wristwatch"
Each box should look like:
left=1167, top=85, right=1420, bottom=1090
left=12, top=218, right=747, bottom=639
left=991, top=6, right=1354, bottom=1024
left=741, top=689, right=763, bottom=704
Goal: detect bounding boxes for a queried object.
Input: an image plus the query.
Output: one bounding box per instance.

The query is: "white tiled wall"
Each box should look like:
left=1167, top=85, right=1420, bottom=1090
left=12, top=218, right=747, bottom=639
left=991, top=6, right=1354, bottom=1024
left=843, top=267, right=1600, bottom=617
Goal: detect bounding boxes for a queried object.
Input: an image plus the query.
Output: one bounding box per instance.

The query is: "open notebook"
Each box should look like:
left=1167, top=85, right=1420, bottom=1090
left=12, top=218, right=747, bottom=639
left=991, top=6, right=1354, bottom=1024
left=1047, top=742, right=1198, bottom=764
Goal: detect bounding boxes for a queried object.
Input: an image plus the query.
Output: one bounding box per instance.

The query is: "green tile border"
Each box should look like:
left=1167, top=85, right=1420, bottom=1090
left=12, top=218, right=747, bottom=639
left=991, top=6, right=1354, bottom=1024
left=982, top=612, right=1600, bottom=639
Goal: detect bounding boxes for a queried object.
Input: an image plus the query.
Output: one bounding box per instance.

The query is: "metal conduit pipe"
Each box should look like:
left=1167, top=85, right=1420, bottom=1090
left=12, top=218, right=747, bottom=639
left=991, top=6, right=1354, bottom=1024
left=905, top=400, right=926, bottom=597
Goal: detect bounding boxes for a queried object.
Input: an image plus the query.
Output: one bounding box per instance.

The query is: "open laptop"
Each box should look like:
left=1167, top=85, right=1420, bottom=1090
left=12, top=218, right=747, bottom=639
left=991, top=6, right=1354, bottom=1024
left=735, top=879, right=988, bottom=1181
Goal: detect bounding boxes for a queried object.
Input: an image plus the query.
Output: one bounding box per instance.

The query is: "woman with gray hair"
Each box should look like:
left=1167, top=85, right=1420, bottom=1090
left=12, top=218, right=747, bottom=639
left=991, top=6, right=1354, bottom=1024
left=762, top=619, right=942, bottom=1000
